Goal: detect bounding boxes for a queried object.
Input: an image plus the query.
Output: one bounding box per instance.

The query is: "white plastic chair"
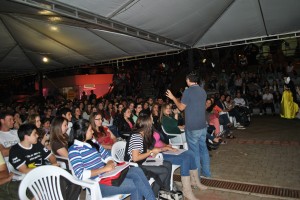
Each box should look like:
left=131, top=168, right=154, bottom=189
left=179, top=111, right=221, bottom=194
left=111, top=141, right=155, bottom=185
left=161, top=125, right=188, bottom=149
left=19, top=165, right=101, bottom=200
left=56, top=155, right=73, bottom=172
left=6, top=161, right=25, bottom=180
left=55, top=155, right=127, bottom=200
left=111, top=141, right=134, bottom=165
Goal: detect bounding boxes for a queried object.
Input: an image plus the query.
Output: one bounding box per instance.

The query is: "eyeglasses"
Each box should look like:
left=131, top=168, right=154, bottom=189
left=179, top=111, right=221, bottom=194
left=95, top=118, right=102, bottom=121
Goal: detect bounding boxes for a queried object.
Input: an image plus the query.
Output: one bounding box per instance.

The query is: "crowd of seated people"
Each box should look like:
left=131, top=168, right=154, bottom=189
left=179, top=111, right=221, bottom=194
left=0, top=94, right=201, bottom=198
left=1, top=88, right=236, bottom=199
left=0, top=58, right=299, bottom=199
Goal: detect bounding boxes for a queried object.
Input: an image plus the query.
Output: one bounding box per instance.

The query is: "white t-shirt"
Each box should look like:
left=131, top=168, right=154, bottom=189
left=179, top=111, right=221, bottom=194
left=0, top=129, right=20, bottom=148
left=263, top=93, right=274, bottom=101
left=233, top=97, right=246, bottom=107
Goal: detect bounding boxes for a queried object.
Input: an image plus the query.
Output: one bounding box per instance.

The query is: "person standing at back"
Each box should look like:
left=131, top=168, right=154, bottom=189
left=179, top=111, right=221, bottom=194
left=166, top=72, right=211, bottom=180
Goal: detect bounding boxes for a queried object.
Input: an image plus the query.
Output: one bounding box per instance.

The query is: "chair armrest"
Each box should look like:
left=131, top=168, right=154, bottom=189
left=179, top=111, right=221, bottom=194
left=128, top=162, right=138, bottom=167
left=7, top=162, right=25, bottom=179
left=166, top=133, right=182, bottom=137
left=69, top=177, right=102, bottom=199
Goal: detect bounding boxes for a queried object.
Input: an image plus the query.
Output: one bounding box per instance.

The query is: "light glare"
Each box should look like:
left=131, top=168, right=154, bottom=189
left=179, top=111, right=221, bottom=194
left=43, top=57, right=49, bottom=63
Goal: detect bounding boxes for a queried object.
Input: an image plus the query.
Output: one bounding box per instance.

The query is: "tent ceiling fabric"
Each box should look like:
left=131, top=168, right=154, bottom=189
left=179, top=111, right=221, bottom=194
left=0, top=0, right=300, bottom=78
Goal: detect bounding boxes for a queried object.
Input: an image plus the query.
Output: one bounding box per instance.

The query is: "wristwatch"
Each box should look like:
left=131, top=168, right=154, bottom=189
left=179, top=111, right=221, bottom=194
left=149, top=150, right=154, bottom=156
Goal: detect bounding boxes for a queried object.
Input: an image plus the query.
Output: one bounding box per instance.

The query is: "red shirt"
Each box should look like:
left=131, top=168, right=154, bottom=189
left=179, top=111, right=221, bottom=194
left=95, top=127, right=114, bottom=146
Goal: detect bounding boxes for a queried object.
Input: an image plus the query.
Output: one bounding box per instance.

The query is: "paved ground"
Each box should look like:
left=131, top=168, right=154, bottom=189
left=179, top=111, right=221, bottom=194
left=210, top=115, right=300, bottom=190
left=185, top=115, right=300, bottom=199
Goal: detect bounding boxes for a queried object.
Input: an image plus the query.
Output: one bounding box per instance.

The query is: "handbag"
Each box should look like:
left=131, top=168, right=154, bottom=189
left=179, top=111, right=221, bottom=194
left=99, top=163, right=129, bottom=186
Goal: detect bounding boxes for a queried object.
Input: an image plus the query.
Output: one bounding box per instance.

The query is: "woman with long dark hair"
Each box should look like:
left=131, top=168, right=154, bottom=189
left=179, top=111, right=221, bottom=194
left=117, top=107, right=134, bottom=139
left=89, top=112, right=116, bottom=151
left=50, top=116, right=69, bottom=157
left=28, top=114, right=49, bottom=148
left=124, top=114, right=172, bottom=197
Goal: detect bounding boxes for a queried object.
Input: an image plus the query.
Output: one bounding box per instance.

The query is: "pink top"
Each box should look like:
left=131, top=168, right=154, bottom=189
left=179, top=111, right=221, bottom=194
left=128, top=121, right=133, bottom=129
left=153, top=131, right=165, bottom=148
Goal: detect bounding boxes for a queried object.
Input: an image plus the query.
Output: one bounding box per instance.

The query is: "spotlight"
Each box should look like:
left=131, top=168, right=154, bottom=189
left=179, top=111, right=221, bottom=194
left=211, top=62, right=215, bottom=68
left=42, top=57, right=49, bottom=63
left=202, top=59, right=206, bottom=63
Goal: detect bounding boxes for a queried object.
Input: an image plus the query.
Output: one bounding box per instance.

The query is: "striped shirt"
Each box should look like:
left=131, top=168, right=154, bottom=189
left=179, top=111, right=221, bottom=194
left=68, top=139, right=112, bottom=181
left=126, top=133, right=144, bottom=162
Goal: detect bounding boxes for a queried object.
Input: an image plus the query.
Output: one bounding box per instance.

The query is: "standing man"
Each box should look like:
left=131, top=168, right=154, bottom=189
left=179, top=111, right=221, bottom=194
left=166, top=72, right=209, bottom=188
left=89, top=90, right=96, bottom=103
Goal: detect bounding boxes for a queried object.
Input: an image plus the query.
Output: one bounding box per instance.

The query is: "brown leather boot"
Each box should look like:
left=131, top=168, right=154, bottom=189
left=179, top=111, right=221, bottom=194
left=190, top=170, right=208, bottom=190
left=181, top=176, right=199, bottom=200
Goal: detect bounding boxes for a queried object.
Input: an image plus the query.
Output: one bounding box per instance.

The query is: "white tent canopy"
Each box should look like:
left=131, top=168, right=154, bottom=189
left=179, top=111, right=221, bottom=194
left=0, top=0, right=300, bottom=78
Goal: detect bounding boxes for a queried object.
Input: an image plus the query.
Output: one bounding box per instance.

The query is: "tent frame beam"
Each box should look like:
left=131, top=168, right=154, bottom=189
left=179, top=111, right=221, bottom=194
left=258, top=0, right=268, bottom=36
left=198, top=31, right=300, bottom=50
left=12, top=0, right=191, bottom=50
left=106, top=0, right=135, bottom=19
left=87, top=29, right=130, bottom=54
left=94, top=50, right=182, bottom=66
left=192, top=0, right=235, bottom=47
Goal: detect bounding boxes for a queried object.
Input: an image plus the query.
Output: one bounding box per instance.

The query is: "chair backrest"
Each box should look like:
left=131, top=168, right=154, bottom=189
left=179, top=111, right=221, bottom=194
left=111, top=141, right=127, bottom=163
left=55, top=155, right=74, bottom=174
left=19, top=165, right=101, bottom=200
left=161, top=125, right=170, bottom=135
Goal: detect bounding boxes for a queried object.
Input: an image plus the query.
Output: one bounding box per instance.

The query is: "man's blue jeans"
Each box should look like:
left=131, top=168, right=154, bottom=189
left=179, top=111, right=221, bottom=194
left=185, top=127, right=211, bottom=177
left=163, top=150, right=197, bottom=176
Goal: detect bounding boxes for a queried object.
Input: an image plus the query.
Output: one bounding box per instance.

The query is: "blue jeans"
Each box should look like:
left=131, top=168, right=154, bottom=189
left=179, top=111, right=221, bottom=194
left=185, top=127, right=211, bottom=177
left=100, top=167, right=155, bottom=200
left=163, top=150, right=197, bottom=176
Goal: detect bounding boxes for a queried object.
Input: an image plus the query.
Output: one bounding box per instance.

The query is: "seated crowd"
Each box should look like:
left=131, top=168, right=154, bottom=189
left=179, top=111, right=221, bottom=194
left=0, top=61, right=299, bottom=199
left=0, top=86, right=256, bottom=200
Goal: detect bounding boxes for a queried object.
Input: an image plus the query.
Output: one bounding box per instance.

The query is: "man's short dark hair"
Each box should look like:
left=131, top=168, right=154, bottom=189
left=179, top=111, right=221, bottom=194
left=58, top=107, right=72, bottom=116
left=18, top=123, right=37, bottom=141
left=186, top=72, right=198, bottom=83
left=0, top=111, right=13, bottom=120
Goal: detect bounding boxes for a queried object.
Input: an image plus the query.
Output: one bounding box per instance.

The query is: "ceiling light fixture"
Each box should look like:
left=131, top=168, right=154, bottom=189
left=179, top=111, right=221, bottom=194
left=50, top=26, right=58, bottom=31
left=38, top=10, right=53, bottom=15
left=49, top=17, right=62, bottom=22
left=43, top=57, right=49, bottom=63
